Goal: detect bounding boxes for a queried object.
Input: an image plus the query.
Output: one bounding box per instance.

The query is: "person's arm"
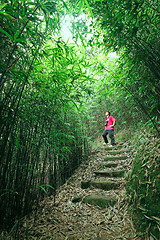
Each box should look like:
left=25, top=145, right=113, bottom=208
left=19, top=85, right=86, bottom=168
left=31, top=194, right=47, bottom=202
left=110, top=120, right=116, bottom=127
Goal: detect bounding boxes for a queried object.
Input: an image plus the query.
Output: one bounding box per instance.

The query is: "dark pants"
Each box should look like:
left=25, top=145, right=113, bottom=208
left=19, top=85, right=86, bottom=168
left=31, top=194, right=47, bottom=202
left=102, top=130, right=115, bottom=146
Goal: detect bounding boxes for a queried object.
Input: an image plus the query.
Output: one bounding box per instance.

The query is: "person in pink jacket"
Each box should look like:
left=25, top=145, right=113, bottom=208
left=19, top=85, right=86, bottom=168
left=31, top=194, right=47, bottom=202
left=102, top=111, right=116, bottom=146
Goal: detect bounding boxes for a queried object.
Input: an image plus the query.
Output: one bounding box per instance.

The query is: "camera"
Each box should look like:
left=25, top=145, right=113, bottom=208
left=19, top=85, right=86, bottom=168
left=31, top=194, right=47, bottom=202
left=105, top=120, right=108, bottom=126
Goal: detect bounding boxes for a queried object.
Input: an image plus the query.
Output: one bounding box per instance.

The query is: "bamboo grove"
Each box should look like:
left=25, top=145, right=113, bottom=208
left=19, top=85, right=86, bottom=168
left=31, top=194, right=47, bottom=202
left=0, top=0, right=92, bottom=230
left=85, top=0, right=160, bottom=132
left=0, top=0, right=160, bottom=235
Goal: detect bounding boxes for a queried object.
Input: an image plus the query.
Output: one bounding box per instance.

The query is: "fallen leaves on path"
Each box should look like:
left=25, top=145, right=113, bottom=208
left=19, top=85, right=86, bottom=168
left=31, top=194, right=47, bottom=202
left=16, top=143, right=141, bottom=239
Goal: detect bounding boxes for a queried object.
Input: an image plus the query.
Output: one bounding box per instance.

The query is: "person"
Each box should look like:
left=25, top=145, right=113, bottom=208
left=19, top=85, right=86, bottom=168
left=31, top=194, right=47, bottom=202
left=102, top=111, right=116, bottom=146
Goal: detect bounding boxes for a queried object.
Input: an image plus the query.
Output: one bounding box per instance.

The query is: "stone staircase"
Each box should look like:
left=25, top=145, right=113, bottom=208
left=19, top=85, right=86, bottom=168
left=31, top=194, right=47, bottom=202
left=73, top=144, right=129, bottom=208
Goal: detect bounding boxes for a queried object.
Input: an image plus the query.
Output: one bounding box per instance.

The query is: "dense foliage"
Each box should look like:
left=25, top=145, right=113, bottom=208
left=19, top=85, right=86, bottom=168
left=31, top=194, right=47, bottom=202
left=126, top=131, right=160, bottom=239
left=0, top=0, right=92, bottom=231
left=0, top=0, right=159, bottom=238
left=85, top=0, right=160, bottom=134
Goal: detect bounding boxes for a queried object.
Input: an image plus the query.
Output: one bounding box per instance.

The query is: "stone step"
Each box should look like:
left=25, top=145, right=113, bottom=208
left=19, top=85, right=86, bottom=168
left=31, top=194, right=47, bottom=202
left=106, top=150, right=126, bottom=155
left=105, top=146, right=132, bottom=152
left=104, top=156, right=128, bottom=161
left=100, top=161, right=119, bottom=168
left=83, top=194, right=116, bottom=208
left=72, top=196, right=82, bottom=203
left=94, top=169, right=125, bottom=178
left=104, top=145, right=123, bottom=150
left=81, top=180, right=120, bottom=190
left=72, top=195, right=116, bottom=208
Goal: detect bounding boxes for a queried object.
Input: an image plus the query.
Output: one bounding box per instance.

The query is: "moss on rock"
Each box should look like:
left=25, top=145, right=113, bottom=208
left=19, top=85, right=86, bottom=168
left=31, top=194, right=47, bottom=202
left=104, top=156, right=128, bottom=161
left=83, top=194, right=116, bottom=208
left=106, top=150, right=125, bottom=155
left=72, top=196, right=82, bottom=203
left=94, top=169, right=125, bottom=178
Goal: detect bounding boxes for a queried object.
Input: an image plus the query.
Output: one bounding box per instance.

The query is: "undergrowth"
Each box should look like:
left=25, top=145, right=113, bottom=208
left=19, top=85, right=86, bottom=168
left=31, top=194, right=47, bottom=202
left=121, top=127, right=160, bottom=239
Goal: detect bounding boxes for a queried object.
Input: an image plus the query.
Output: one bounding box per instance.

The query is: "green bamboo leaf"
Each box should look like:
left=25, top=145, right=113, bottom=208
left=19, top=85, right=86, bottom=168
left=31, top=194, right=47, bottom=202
left=76, top=0, right=83, bottom=13
left=45, top=184, right=55, bottom=190
left=0, top=4, right=14, bottom=19
left=78, top=32, right=86, bottom=47
left=0, top=192, right=10, bottom=197
left=38, top=185, right=48, bottom=194
left=0, top=3, right=7, bottom=10
left=84, top=0, right=94, bottom=17
left=39, top=2, right=48, bottom=14
left=60, top=0, right=69, bottom=11
left=15, top=37, right=26, bottom=43
left=0, top=190, right=18, bottom=198
left=14, top=30, right=20, bottom=40
left=0, top=29, right=13, bottom=41
left=38, top=184, right=55, bottom=194
left=10, top=71, right=20, bottom=83
left=26, top=2, right=37, bottom=6
left=0, top=11, right=13, bottom=18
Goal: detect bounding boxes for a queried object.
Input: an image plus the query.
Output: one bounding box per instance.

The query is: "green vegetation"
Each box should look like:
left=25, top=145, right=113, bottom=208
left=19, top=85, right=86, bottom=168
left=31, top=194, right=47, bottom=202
left=126, top=130, right=160, bottom=239
left=0, top=0, right=159, bottom=238
left=0, top=0, right=92, bottom=230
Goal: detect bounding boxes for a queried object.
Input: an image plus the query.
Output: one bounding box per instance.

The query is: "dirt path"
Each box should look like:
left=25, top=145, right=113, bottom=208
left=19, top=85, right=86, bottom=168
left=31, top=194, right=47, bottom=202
left=19, top=141, right=141, bottom=240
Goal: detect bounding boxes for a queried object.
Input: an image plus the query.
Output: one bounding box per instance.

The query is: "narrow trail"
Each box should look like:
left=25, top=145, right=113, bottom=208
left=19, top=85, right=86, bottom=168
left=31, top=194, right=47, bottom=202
left=20, top=141, right=141, bottom=240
